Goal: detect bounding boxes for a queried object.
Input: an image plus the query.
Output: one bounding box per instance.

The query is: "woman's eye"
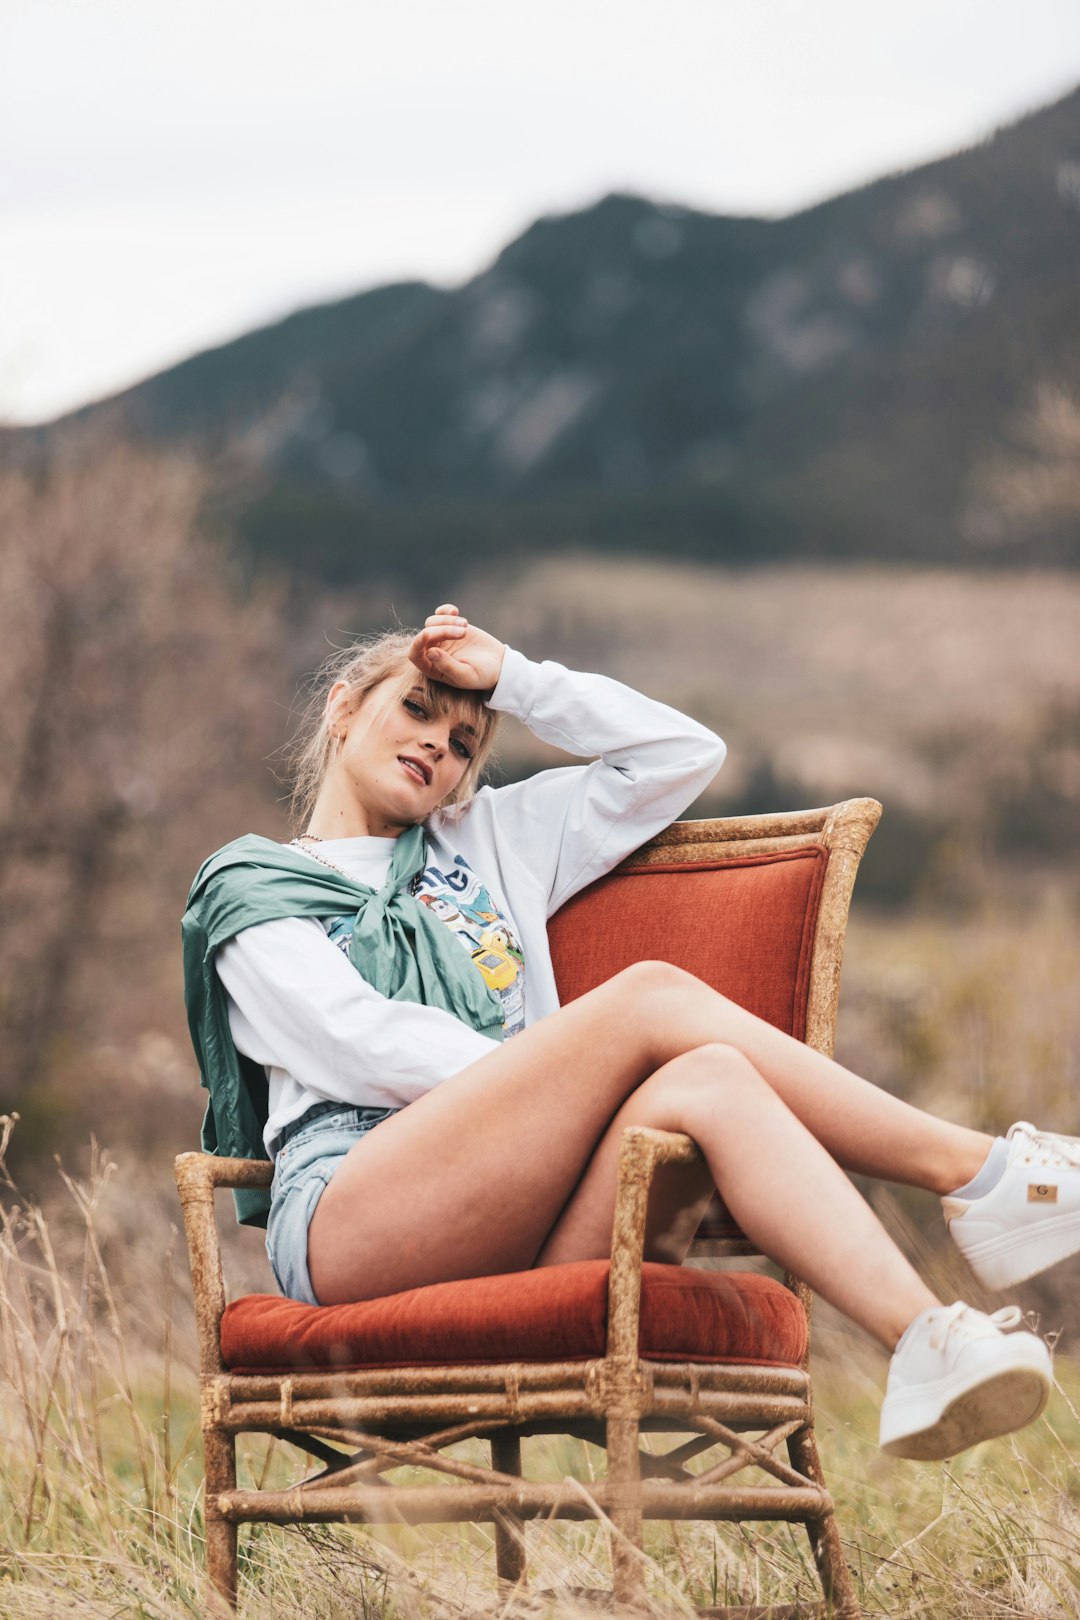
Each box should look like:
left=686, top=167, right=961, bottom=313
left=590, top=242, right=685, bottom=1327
left=404, top=696, right=471, bottom=760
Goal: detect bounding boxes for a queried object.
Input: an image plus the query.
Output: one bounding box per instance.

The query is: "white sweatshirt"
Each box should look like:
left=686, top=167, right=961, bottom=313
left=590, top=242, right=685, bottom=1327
left=215, top=647, right=726, bottom=1154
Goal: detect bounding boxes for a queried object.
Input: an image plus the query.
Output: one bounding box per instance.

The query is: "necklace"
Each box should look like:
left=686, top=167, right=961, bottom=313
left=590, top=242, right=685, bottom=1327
left=290, top=835, right=423, bottom=895
left=289, top=835, right=350, bottom=878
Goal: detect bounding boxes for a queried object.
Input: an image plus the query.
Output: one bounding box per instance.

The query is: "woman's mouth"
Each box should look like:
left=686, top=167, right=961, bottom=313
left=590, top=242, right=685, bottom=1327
left=398, top=756, right=431, bottom=786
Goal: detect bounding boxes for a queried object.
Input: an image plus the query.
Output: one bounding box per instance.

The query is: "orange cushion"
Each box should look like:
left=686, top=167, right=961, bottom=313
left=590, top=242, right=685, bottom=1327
left=548, top=847, right=828, bottom=1041
left=221, top=1261, right=808, bottom=1374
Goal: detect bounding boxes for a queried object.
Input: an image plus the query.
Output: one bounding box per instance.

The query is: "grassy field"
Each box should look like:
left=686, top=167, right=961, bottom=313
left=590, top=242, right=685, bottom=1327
left=5, top=560, right=1080, bottom=1616
left=5, top=999, right=1080, bottom=1620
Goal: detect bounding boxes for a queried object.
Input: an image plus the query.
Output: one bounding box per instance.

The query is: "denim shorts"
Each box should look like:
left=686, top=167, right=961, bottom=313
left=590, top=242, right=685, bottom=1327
left=265, top=1101, right=400, bottom=1305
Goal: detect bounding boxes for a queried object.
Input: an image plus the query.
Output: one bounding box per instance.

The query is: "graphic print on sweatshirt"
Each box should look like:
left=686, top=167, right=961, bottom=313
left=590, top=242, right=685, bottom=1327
left=323, top=854, right=526, bottom=1038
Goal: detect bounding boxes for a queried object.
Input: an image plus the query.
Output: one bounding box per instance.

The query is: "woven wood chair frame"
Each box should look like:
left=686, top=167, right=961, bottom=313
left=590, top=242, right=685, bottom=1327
left=176, top=797, right=881, bottom=1619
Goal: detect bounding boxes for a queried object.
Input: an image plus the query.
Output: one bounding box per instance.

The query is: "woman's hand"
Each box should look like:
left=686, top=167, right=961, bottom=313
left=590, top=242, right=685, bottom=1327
left=408, top=605, right=505, bottom=691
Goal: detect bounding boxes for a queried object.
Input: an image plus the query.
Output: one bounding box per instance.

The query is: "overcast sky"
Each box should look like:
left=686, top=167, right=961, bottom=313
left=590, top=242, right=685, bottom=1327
left=3, top=0, right=1079, bottom=424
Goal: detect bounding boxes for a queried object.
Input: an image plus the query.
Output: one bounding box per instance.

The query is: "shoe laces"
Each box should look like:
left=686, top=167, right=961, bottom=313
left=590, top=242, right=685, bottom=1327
left=927, top=1301, right=1024, bottom=1352
left=1008, top=1121, right=1080, bottom=1171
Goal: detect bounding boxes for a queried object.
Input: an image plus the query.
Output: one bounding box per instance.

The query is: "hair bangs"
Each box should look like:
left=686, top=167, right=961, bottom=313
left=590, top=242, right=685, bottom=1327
left=401, top=668, right=496, bottom=748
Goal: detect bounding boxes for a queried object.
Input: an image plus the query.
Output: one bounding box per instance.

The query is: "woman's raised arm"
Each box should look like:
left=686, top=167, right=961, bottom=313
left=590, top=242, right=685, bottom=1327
left=429, top=614, right=726, bottom=915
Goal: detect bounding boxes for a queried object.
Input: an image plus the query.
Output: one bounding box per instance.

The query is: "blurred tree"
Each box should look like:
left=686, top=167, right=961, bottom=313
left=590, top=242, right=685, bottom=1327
left=0, top=442, right=282, bottom=1163
left=964, top=382, right=1080, bottom=557
left=988, top=385, right=1080, bottom=531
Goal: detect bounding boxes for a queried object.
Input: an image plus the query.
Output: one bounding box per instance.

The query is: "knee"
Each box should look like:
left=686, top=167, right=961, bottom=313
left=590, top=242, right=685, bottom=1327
left=611, top=958, right=717, bottom=1005
left=662, top=1043, right=766, bottom=1113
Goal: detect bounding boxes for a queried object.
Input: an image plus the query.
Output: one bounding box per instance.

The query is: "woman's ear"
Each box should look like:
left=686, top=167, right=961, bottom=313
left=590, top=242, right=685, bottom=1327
left=326, top=680, right=353, bottom=740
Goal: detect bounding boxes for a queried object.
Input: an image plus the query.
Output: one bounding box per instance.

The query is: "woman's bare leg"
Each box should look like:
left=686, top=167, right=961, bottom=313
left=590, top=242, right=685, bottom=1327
left=308, top=961, right=959, bottom=1339
left=535, top=1043, right=937, bottom=1347
left=642, top=966, right=992, bottom=1193
left=309, top=963, right=693, bottom=1303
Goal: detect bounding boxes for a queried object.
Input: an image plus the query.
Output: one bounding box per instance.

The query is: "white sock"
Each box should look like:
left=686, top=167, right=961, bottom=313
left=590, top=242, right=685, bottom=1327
left=950, top=1136, right=1009, bottom=1200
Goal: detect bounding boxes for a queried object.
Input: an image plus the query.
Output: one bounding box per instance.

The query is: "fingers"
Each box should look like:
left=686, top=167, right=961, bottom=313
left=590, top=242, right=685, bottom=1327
left=426, top=606, right=466, bottom=629
left=408, top=607, right=485, bottom=684
left=407, top=611, right=465, bottom=680
left=418, top=607, right=468, bottom=660
left=416, top=624, right=466, bottom=652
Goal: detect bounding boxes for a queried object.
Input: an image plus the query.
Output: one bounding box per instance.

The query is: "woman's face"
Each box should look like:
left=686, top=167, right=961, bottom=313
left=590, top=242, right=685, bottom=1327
left=327, top=673, right=478, bottom=835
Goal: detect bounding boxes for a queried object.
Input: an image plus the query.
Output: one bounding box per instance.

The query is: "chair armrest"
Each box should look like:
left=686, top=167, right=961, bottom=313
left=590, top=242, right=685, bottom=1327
left=606, top=1127, right=703, bottom=1363
left=174, top=1152, right=272, bottom=1377
left=605, top=1131, right=816, bottom=1371
left=174, top=1150, right=273, bottom=1194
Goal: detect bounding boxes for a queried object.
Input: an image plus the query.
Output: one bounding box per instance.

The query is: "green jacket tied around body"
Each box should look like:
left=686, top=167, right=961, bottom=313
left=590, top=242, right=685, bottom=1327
left=181, top=827, right=505, bottom=1226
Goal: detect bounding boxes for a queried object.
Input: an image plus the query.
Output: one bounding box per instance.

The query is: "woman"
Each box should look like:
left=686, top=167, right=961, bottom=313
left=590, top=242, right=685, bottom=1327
left=184, top=605, right=1080, bottom=1461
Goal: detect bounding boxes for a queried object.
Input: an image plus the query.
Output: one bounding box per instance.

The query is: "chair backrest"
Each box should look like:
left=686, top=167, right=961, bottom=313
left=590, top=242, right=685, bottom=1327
left=548, top=799, right=880, bottom=1058
left=548, top=801, right=881, bottom=1250
left=550, top=845, right=826, bottom=1042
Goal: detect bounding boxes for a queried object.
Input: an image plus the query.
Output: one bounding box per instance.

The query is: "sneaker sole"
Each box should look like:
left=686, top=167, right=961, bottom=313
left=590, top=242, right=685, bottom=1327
left=880, top=1363, right=1051, bottom=1461
left=956, top=1210, right=1080, bottom=1291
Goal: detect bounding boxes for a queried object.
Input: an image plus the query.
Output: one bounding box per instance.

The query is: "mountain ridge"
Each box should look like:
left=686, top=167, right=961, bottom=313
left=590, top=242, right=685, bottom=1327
left=24, top=84, right=1080, bottom=576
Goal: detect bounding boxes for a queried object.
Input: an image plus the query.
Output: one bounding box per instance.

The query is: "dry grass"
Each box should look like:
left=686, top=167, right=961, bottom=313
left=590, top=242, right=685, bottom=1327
left=5, top=1049, right=1080, bottom=1620
left=839, top=894, right=1080, bottom=1136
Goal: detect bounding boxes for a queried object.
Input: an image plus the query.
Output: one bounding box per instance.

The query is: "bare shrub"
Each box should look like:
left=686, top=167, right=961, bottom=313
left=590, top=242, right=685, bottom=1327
left=964, top=381, right=1080, bottom=554
left=986, top=384, right=1080, bottom=529
left=0, top=440, right=282, bottom=1165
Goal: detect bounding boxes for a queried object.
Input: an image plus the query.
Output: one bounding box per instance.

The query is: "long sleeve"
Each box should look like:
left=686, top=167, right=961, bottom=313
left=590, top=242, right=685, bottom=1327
left=216, top=915, right=500, bottom=1109
left=478, top=647, right=726, bottom=914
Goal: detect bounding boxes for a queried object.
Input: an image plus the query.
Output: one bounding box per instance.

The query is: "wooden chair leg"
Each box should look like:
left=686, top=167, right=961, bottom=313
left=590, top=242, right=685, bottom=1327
left=607, top=1412, right=646, bottom=1607
left=491, top=1432, right=528, bottom=1587
left=204, top=1427, right=239, bottom=1615
left=787, top=1424, right=860, bottom=1620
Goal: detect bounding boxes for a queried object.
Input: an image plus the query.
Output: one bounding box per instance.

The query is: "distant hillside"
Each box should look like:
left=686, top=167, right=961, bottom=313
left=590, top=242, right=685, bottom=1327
left=27, top=85, right=1080, bottom=579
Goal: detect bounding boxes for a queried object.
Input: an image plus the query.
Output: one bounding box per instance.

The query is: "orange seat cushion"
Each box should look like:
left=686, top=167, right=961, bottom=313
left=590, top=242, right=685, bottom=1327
left=548, top=847, right=828, bottom=1041
left=221, top=1261, right=808, bottom=1374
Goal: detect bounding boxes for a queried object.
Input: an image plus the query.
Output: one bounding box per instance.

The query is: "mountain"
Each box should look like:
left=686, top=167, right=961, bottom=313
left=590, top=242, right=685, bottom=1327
left=31, top=86, right=1080, bottom=577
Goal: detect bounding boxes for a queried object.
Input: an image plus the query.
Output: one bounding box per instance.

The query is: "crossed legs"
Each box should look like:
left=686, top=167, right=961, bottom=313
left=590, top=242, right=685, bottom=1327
left=532, top=1044, right=940, bottom=1346
left=307, top=961, right=989, bottom=1347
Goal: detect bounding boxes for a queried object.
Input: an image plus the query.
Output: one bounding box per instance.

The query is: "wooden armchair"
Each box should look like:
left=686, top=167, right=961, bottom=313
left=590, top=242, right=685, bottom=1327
left=175, top=798, right=880, bottom=1619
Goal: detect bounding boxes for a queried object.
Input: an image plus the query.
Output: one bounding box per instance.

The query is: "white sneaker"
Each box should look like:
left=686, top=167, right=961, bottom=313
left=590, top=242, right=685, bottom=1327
left=944, top=1121, right=1080, bottom=1291
left=879, top=1302, right=1052, bottom=1460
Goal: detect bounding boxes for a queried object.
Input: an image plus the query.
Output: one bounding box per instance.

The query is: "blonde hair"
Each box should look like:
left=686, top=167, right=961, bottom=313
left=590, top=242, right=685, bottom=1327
left=286, top=631, right=501, bottom=832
